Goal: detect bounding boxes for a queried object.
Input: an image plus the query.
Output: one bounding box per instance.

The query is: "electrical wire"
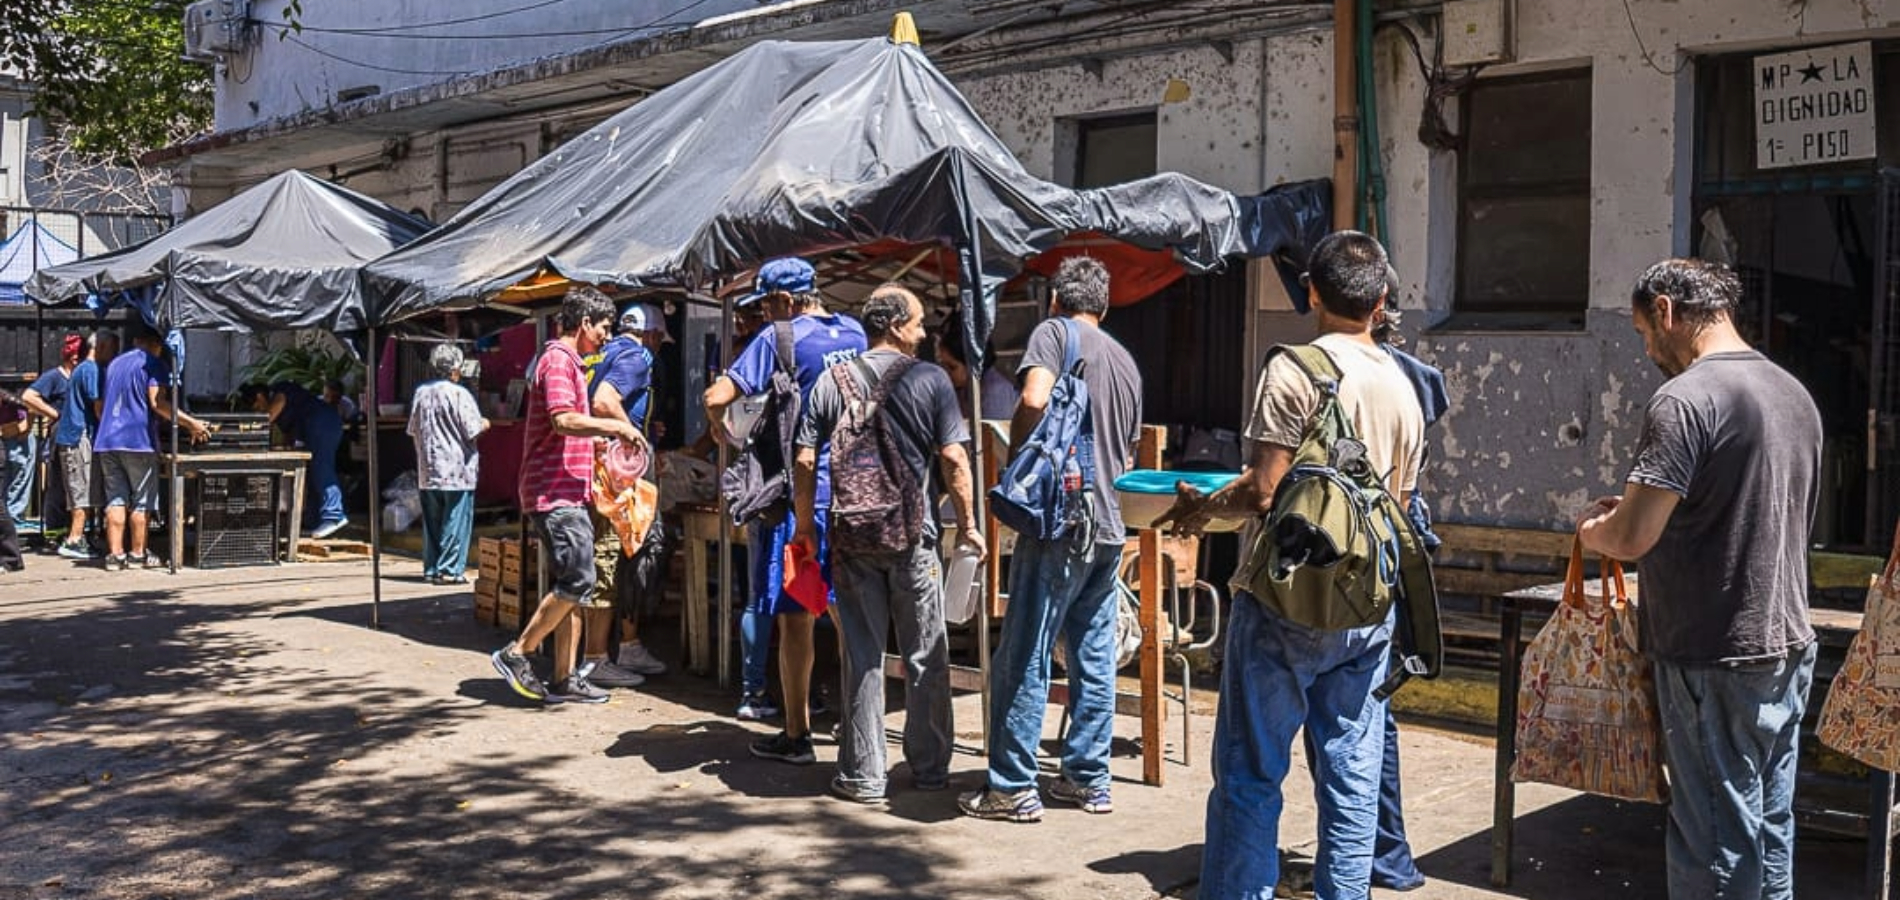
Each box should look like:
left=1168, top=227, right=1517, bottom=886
left=272, top=0, right=722, bottom=75
left=1620, top=0, right=1689, bottom=77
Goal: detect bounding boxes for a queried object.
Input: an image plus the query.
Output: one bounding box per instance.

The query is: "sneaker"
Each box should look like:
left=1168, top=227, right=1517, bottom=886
left=1048, top=778, right=1113, bottom=814
left=546, top=673, right=610, bottom=705
left=736, top=693, right=780, bottom=721
left=104, top=554, right=126, bottom=572
left=615, top=643, right=667, bottom=675
left=808, top=689, right=830, bottom=718
left=748, top=731, right=815, bottom=765
left=828, top=776, right=886, bottom=805
left=138, top=552, right=163, bottom=569
left=490, top=647, right=547, bottom=701
left=957, top=786, right=1044, bottom=823
left=312, top=518, right=348, bottom=539
left=58, top=541, right=95, bottom=561
left=578, top=658, right=645, bottom=689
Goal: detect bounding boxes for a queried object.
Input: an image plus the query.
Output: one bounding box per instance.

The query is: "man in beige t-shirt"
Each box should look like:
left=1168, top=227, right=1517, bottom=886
left=1160, top=231, right=1424, bottom=900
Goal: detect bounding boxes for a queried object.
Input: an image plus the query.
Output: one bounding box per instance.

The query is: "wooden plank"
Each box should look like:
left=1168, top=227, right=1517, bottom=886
left=1433, top=568, right=1559, bottom=599
left=1435, top=523, right=1573, bottom=558
left=1136, top=425, right=1166, bottom=787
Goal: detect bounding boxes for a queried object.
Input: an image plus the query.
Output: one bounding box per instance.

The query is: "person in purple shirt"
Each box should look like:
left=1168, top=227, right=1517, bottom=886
left=703, top=257, right=866, bottom=762
left=94, top=327, right=209, bottom=570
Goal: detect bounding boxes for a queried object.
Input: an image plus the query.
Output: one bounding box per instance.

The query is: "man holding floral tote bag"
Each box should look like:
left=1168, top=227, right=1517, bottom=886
left=1577, top=258, right=1821, bottom=900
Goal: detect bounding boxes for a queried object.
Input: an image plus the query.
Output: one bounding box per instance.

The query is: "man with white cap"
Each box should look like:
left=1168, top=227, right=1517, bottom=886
left=579, top=302, right=672, bottom=687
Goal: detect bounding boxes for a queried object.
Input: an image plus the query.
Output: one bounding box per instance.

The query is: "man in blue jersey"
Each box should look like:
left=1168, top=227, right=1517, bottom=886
left=704, top=257, right=866, bottom=765
left=576, top=302, right=671, bottom=690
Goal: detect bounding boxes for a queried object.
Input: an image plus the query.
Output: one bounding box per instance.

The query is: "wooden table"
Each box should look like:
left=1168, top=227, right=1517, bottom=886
left=162, top=451, right=310, bottom=568
left=1491, top=576, right=1896, bottom=897
left=675, top=503, right=744, bottom=677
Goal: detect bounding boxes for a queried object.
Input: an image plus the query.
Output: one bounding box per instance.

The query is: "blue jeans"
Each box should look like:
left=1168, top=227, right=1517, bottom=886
left=1202, top=594, right=1394, bottom=900
left=297, top=406, right=345, bottom=526
left=1302, top=682, right=1422, bottom=889
left=985, top=535, right=1121, bottom=793
left=419, top=489, right=474, bottom=579
left=4, top=434, right=34, bottom=521
left=1654, top=642, right=1816, bottom=900
left=739, top=511, right=830, bottom=697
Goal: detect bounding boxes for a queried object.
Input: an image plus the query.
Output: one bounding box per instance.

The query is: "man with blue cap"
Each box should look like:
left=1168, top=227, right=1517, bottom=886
left=704, top=257, right=866, bottom=764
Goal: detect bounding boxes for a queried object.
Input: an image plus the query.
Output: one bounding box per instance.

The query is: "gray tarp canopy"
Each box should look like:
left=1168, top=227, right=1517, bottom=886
left=361, top=36, right=1251, bottom=355
left=28, top=170, right=431, bottom=333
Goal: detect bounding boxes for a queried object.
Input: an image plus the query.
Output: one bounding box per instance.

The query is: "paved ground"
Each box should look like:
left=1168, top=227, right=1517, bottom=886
left=0, top=555, right=1889, bottom=899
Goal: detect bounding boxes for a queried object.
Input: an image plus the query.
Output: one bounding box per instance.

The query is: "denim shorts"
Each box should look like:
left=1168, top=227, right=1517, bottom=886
left=533, top=505, right=599, bottom=605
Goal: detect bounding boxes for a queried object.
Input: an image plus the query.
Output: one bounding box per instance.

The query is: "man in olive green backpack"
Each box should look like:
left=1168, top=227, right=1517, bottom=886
left=1160, top=230, right=1424, bottom=900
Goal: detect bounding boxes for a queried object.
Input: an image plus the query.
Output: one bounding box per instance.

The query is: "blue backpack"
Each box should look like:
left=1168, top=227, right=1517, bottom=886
left=988, top=318, right=1096, bottom=542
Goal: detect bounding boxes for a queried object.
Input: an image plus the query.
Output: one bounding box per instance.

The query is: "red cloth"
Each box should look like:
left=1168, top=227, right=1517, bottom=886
left=517, top=340, right=594, bottom=512
left=781, top=541, right=830, bottom=616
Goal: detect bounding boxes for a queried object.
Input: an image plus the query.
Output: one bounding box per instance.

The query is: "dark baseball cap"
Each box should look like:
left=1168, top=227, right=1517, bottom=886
left=738, top=257, right=815, bottom=307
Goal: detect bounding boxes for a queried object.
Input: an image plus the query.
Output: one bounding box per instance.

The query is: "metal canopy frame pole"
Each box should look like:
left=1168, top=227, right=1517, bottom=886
left=366, top=326, right=383, bottom=629
left=166, top=291, right=181, bottom=575
left=716, top=283, right=734, bottom=688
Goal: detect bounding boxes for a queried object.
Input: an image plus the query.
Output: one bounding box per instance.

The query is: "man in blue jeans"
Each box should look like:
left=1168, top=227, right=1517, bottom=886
left=1579, top=258, right=1821, bottom=900
left=1160, top=231, right=1424, bottom=899
left=959, top=256, right=1143, bottom=822
left=246, top=380, right=348, bottom=538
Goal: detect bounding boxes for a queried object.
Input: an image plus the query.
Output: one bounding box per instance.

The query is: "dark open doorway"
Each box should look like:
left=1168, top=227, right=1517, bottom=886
left=1694, top=46, right=1900, bottom=550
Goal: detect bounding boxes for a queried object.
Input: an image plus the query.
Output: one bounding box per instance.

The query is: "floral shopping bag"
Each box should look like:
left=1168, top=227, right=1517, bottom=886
left=1511, top=537, right=1668, bottom=803
left=1816, top=521, right=1900, bottom=772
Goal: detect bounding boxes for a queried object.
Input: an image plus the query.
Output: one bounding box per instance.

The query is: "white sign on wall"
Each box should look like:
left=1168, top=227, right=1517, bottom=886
left=1753, top=42, right=1876, bottom=170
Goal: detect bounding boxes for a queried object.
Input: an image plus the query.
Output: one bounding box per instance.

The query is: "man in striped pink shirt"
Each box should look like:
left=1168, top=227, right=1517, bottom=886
left=492, top=285, right=645, bottom=705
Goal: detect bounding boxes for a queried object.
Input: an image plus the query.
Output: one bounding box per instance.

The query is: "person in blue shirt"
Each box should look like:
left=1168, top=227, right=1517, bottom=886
left=703, top=257, right=866, bottom=762
left=95, top=328, right=209, bottom=570
left=50, top=332, right=117, bottom=559
left=19, top=334, right=84, bottom=532
left=581, top=302, right=672, bottom=687
left=244, top=379, right=348, bottom=538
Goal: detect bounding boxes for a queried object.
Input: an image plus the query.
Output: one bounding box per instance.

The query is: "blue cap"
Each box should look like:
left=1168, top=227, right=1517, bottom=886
left=739, top=257, right=815, bottom=306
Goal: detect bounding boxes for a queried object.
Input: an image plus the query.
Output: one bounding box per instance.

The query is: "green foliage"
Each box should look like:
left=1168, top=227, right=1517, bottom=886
left=239, top=345, right=361, bottom=396
left=0, top=0, right=209, bottom=160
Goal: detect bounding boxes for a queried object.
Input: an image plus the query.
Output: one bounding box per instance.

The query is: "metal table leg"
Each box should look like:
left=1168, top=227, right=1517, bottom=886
left=1491, top=599, right=1524, bottom=888
left=1869, top=769, right=1895, bottom=900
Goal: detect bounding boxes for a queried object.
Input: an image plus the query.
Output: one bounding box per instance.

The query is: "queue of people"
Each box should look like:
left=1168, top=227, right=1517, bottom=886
left=440, top=237, right=1827, bottom=900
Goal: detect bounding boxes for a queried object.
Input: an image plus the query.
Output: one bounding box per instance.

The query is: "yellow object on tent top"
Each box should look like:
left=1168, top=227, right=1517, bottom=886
left=890, top=12, right=919, bottom=46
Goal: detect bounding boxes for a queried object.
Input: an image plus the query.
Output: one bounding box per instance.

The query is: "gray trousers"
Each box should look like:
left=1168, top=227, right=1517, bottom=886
left=831, top=542, right=953, bottom=794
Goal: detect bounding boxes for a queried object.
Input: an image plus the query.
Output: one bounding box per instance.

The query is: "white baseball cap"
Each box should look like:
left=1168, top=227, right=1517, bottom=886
left=617, top=303, right=673, bottom=342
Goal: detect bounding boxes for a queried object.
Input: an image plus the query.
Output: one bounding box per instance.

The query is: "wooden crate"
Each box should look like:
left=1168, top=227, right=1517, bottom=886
left=497, top=585, right=523, bottom=632
left=478, top=537, right=503, bottom=582
left=473, top=577, right=498, bottom=625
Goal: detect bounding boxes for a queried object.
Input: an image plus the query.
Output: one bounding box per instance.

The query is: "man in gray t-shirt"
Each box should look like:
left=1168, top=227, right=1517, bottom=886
left=960, top=256, right=1142, bottom=823
left=1579, top=258, right=1820, bottom=900
left=793, top=285, right=980, bottom=803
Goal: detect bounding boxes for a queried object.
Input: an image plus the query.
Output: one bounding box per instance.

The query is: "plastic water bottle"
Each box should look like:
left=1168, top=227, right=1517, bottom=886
left=1061, top=446, right=1085, bottom=527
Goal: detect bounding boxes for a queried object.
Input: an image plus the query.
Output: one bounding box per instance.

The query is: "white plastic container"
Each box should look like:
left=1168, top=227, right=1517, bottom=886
left=942, top=545, right=983, bottom=625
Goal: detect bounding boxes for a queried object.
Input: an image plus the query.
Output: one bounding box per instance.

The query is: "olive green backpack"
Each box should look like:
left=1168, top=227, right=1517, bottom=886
left=1243, top=344, right=1442, bottom=693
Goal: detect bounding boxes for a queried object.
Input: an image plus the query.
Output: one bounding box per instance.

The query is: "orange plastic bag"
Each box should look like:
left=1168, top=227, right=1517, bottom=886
left=1816, top=522, right=1900, bottom=771
left=593, top=439, right=656, bottom=556
left=1511, top=536, right=1668, bottom=803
